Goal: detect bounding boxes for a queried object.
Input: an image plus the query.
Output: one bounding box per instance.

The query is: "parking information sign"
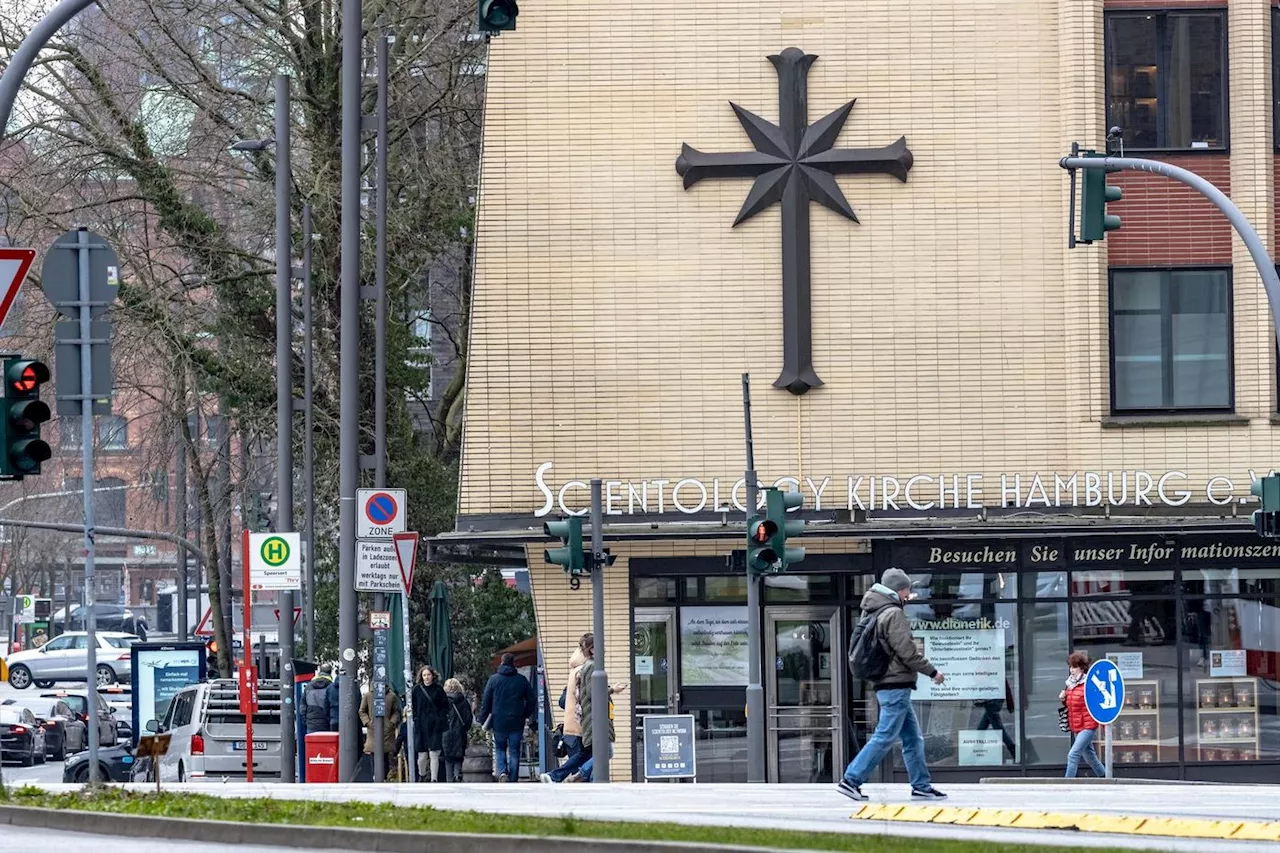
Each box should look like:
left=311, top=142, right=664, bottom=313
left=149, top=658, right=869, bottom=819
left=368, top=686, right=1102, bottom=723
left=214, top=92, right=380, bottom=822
left=357, top=488, right=406, bottom=538
left=247, top=532, right=302, bottom=590
left=642, top=714, right=697, bottom=779
left=355, top=540, right=401, bottom=592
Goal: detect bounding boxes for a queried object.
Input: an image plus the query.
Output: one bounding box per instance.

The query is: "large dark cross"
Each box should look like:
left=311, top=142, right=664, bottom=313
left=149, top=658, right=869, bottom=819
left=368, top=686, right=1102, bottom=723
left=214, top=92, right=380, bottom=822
left=676, top=47, right=914, bottom=395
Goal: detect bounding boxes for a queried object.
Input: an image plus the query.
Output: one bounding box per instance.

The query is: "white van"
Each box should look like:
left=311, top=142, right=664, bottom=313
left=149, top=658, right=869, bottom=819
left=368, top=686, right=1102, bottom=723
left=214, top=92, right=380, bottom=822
left=153, top=678, right=282, bottom=781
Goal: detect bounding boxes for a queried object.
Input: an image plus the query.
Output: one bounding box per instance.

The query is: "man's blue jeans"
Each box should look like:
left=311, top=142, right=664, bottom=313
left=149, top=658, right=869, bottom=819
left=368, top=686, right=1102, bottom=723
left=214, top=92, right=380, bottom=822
left=1065, top=727, right=1106, bottom=778
left=579, top=742, right=613, bottom=782
left=549, top=734, right=585, bottom=782
left=494, top=730, right=522, bottom=780
left=842, top=688, right=931, bottom=789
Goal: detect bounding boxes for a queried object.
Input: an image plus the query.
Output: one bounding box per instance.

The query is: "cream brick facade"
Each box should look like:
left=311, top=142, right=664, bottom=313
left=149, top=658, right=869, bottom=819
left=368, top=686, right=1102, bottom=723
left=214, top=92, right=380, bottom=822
left=461, top=0, right=1280, bottom=522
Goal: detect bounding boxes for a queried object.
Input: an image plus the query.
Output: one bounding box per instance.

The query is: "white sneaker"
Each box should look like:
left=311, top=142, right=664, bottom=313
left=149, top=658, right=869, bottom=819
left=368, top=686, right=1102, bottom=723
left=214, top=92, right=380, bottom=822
left=540, top=773, right=553, bottom=783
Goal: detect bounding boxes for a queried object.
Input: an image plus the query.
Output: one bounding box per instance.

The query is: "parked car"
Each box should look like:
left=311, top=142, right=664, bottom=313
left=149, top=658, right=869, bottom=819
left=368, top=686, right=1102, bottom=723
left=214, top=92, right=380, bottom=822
left=52, top=605, right=148, bottom=639
left=2, top=697, right=86, bottom=759
left=40, top=690, right=118, bottom=747
left=0, top=705, right=46, bottom=766
left=155, top=678, right=282, bottom=782
left=62, top=741, right=142, bottom=783
left=98, top=685, right=134, bottom=741
left=5, top=631, right=139, bottom=689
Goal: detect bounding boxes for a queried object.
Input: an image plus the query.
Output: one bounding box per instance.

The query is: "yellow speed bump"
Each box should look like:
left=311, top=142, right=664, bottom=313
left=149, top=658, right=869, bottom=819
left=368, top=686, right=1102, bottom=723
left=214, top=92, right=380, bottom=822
left=852, top=805, right=1280, bottom=842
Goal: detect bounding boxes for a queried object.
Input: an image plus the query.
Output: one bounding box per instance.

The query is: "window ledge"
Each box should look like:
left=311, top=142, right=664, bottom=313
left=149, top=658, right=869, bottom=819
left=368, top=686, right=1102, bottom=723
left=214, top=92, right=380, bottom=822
left=1102, top=414, right=1248, bottom=429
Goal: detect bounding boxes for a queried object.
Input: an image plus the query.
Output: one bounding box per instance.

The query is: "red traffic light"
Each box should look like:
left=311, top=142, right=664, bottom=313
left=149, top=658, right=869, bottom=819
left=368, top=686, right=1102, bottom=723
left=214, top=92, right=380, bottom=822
left=6, top=360, right=48, bottom=395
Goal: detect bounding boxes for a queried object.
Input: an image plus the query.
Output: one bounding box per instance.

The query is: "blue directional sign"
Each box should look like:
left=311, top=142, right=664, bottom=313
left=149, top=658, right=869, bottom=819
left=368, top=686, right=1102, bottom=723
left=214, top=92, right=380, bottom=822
left=1084, top=658, right=1125, bottom=726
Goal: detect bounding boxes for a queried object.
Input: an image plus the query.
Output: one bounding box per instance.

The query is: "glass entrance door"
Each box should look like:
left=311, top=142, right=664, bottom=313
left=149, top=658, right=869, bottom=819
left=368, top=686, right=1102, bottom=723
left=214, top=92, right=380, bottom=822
left=766, top=607, right=841, bottom=783
left=633, top=607, right=678, bottom=780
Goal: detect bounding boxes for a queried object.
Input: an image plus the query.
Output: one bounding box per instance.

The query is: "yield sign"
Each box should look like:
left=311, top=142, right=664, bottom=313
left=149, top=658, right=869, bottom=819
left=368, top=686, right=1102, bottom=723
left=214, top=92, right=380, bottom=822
left=0, top=248, right=35, bottom=332
left=194, top=607, right=214, bottom=637
left=273, top=607, right=303, bottom=625
left=394, top=532, right=419, bottom=594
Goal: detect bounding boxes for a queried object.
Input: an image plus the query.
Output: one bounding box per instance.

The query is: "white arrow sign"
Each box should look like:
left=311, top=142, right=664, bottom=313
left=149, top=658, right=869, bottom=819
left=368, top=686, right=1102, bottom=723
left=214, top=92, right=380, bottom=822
left=1091, top=669, right=1118, bottom=710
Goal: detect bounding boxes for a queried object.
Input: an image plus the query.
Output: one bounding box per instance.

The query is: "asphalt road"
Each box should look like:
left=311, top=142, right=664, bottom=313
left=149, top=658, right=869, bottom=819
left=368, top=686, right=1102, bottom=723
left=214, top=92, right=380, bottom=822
left=0, top=679, right=99, bottom=785
left=0, top=827, right=307, bottom=853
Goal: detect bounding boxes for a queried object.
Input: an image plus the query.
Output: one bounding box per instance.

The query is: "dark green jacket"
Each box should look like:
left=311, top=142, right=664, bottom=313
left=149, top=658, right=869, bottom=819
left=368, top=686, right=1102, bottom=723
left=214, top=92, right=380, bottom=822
left=577, top=658, right=615, bottom=748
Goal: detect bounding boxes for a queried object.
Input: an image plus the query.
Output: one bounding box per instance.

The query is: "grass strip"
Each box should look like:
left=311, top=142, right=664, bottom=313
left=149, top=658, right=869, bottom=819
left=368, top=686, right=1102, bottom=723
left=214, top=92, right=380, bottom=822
left=2, top=786, right=1150, bottom=853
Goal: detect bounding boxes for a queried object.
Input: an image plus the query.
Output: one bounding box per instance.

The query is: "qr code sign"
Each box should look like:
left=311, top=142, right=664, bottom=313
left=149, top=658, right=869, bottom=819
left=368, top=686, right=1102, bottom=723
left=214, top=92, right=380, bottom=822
left=659, top=735, right=679, bottom=754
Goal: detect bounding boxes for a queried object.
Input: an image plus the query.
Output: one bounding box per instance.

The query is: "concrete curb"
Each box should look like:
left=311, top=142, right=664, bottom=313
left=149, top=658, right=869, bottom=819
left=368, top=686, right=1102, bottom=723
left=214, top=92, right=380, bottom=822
left=0, top=804, right=808, bottom=853
left=978, top=777, right=1224, bottom=786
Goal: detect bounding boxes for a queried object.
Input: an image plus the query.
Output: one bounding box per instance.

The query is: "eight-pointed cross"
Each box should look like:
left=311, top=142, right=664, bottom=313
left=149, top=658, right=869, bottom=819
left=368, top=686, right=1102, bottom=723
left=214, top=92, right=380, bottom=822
left=676, top=47, right=914, bottom=395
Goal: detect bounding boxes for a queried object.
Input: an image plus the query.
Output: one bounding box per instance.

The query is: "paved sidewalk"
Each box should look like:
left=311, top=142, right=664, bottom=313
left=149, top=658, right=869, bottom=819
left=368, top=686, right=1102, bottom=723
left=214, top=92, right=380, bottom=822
left=27, top=781, right=1280, bottom=851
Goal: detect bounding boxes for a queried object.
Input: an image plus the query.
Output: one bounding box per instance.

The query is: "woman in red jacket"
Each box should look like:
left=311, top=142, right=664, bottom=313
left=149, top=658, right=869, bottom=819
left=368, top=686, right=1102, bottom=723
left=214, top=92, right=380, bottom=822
left=1059, top=651, right=1107, bottom=777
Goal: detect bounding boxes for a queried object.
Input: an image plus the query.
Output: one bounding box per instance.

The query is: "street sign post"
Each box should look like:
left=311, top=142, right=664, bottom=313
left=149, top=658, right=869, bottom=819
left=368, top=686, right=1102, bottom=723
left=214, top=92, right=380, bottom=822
left=1084, top=658, right=1125, bottom=779
left=356, top=488, right=406, bottom=538
left=393, top=531, right=418, bottom=782
left=247, top=532, right=302, bottom=590
left=0, top=248, right=34, bottom=331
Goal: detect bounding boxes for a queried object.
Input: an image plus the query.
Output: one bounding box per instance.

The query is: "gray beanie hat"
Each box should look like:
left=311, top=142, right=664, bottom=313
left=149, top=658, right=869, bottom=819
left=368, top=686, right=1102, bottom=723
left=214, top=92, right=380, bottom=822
left=881, top=568, right=913, bottom=592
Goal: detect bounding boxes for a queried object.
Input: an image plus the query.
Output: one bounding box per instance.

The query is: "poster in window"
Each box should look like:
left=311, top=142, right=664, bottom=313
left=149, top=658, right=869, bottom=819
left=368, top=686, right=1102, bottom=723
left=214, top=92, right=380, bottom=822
left=912, top=627, right=1006, bottom=701
left=679, top=606, right=748, bottom=686
left=958, top=730, right=1004, bottom=765
left=1209, top=649, right=1247, bottom=678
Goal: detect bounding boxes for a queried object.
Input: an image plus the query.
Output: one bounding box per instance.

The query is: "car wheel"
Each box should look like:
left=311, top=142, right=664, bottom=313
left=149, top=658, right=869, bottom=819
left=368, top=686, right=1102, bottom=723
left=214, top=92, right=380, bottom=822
left=177, top=761, right=185, bottom=783
left=95, top=664, right=117, bottom=686
left=19, top=743, right=34, bottom=767
left=52, top=737, right=66, bottom=762
left=8, top=664, right=32, bottom=689
left=35, top=746, right=45, bottom=764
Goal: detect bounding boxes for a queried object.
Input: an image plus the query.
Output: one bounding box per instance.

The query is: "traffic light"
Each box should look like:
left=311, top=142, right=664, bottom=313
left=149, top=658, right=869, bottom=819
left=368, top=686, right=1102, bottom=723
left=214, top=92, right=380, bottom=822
left=1080, top=151, right=1122, bottom=242
left=478, top=0, right=518, bottom=33
left=1, top=358, right=51, bottom=479
left=748, top=488, right=807, bottom=574
left=1252, top=475, right=1280, bottom=538
left=543, top=516, right=585, bottom=577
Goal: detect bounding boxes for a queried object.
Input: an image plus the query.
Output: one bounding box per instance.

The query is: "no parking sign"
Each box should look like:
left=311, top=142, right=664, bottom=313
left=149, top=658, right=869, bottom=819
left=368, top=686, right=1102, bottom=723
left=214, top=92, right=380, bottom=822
left=357, top=488, right=406, bottom=538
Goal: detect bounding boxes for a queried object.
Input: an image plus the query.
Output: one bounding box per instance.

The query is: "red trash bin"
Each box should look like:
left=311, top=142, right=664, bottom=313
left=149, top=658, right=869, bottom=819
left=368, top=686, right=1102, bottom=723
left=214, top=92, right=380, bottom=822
left=305, top=732, right=340, bottom=783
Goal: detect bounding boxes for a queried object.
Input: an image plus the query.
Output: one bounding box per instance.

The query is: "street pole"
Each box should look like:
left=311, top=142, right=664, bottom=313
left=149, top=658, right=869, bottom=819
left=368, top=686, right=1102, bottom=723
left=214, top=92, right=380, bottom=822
left=175, top=420, right=188, bottom=639
left=74, top=227, right=100, bottom=785
left=301, top=202, right=315, bottom=661
left=370, top=33, right=389, bottom=785
left=62, top=556, right=70, bottom=639
left=1105, top=722, right=1114, bottom=779
left=217, top=405, right=233, bottom=657
left=274, top=73, right=297, bottom=784
left=742, top=373, right=764, bottom=783
left=337, top=0, right=363, bottom=783
left=589, top=479, right=609, bottom=783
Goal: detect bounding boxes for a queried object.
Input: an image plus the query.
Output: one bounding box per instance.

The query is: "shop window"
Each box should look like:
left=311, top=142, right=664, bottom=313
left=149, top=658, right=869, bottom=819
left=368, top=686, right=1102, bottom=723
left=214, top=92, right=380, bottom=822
left=1110, top=268, right=1232, bottom=413
left=900, top=572, right=1015, bottom=625
left=679, top=606, right=747, bottom=687
left=690, top=708, right=747, bottom=782
left=1071, top=601, right=1179, bottom=765
left=1022, top=571, right=1068, bottom=599
left=1184, top=567, right=1280, bottom=598
left=763, top=574, right=835, bottom=603
left=632, top=577, right=677, bottom=604
left=1182, top=599, right=1279, bottom=763
left=1105, top=11, right=1226, bottom=151
left=696, top=576, right=748, bottom=603
left=892, top=604, right=1021, bottom=770
left=1023, top=602, right=1071, bottom=766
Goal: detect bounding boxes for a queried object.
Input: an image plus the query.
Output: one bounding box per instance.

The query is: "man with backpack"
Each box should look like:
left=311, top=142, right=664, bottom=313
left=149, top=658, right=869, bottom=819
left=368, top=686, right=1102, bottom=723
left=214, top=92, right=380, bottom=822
left=840, top=568, right=947, bottom=802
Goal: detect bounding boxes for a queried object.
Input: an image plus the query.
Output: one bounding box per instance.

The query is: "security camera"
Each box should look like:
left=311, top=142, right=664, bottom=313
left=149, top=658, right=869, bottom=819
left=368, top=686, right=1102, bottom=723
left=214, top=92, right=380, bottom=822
left=1107, top=126, right=1123, bottom=139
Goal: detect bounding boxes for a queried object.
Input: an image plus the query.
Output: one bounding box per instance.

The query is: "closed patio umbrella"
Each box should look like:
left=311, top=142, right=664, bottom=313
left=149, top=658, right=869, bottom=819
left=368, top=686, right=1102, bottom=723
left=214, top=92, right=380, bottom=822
left=429, top=580, right=453, bottom=681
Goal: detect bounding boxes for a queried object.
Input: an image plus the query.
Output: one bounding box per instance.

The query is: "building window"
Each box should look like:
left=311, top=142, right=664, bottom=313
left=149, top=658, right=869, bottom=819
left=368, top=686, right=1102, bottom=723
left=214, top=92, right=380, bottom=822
left=409, top=311, right=433, bottom=398
left=1110, top=268, right=1232, bottom=413
left=1105, top=11, right=1226, bottom=151
left=99, top=414, right=127, bottom=450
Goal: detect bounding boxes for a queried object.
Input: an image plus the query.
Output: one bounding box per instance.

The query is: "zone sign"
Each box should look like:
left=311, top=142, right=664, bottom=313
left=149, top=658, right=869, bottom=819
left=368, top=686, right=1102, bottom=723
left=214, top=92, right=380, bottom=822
left=357, top=488, right=407, bottom=538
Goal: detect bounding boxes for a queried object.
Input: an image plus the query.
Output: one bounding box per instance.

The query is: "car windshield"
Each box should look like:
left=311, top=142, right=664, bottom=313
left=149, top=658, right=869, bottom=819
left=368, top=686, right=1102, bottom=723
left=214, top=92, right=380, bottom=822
left=103, top=636, right=138, bottom=649
left=44, top=695, right=87, bottom=715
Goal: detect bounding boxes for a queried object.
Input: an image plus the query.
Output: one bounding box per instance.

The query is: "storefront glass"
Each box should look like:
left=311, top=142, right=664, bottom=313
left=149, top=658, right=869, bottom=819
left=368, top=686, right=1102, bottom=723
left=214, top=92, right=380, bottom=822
left=1024, top=601, right=1071, bottom=766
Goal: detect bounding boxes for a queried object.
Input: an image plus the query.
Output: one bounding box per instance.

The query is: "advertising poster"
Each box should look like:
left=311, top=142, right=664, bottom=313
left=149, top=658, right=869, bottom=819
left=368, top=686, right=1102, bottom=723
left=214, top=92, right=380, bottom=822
left=912, top=627, right=1006, bottom=701
left=1210, top=649, right=1247, bottom=677
left=131, top=642, right=207, bottom=741
left=643, top=714, right=697, bottom=779
left=680, top=606, right=748, bottom=686
left=1106, top=652, right=1144, bottom=679
left=958, top=730, right=1004, bottom=765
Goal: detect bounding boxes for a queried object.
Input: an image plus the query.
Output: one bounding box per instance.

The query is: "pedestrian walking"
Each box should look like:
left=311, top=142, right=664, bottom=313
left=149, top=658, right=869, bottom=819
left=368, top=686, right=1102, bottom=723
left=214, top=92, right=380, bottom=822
left=542, top=634, right=591, bottom=783
left=477, top=651, right=536, bottom=782
left=412, top=665, right=448, bottom=781
left=838, top=568, right=948, bottom=802
left=1061, top=651, right=1107, bottom=778
left=441, top=677, right=473, bottom=782
left=303, top=663, right=340, bottom=734
left=359, top=683, right=403, bottom=781
left=569, top=633, right=625, bottom=783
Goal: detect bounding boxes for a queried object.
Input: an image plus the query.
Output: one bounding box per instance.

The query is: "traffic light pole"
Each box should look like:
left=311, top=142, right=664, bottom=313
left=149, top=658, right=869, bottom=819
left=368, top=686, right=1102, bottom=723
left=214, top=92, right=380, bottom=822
left=588, top=479, right=609, bottom=783
left=302, top=202, right=315, bottom=661
left=274, top=72, right=297, bottom=784
left=1060, top=155, right=1280, bottom=342
left=371, top=34, right=389, bottom=785
left=74, top=228, right=100, bottom=785
left=741, top=373, right=765, bottom=783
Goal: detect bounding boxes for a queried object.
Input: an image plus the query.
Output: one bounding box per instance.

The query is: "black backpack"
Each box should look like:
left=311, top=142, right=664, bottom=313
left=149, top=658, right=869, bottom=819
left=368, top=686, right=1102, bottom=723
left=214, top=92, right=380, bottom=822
left=847, top=605, right=894, bottom=682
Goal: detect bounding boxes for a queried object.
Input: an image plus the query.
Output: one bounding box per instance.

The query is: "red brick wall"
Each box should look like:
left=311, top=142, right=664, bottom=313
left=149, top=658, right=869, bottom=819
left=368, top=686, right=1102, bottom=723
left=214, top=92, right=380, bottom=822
left=1105, top=155, right=1234, bottom=266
